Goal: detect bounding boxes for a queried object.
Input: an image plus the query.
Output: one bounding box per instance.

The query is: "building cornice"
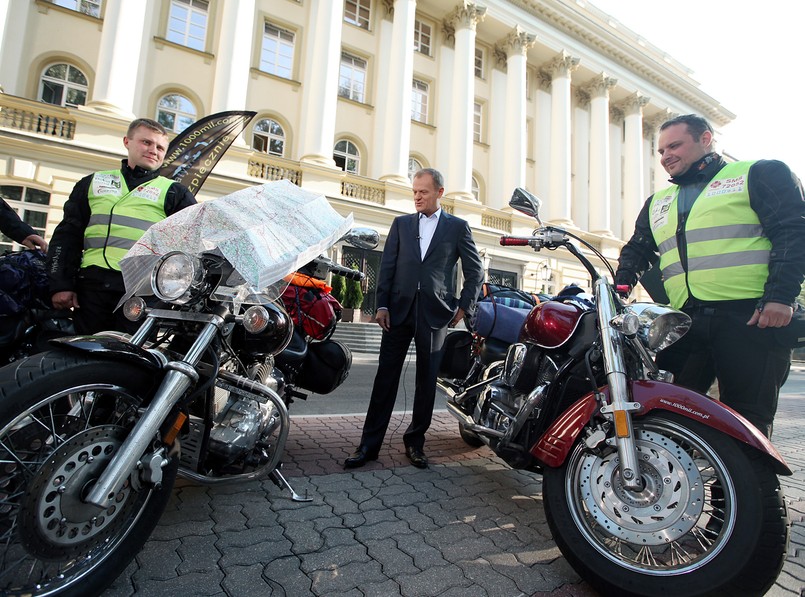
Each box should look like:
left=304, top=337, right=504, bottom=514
left=506, top=0, right=735, bottom=126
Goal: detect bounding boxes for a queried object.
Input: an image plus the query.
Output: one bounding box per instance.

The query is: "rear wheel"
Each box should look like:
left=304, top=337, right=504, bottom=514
left=542, top=412, right=788, bottom=596
left=0, top=351, right=178, bottom=596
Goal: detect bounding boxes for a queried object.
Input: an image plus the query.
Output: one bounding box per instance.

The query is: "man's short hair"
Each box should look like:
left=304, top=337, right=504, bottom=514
left=660, top=114, right=714, bottom=142
left=127, top=118, right=169, bottom=138
left=414, top=167, right=444, bottom=189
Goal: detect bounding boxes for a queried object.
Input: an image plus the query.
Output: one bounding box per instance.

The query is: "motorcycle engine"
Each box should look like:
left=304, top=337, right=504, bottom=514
left=207, top=379, right=278, bottom=466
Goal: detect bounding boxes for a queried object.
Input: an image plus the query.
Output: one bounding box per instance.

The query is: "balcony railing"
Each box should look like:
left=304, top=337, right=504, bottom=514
left=341, top=174, right=385, bottom=205
left=247, top=154, right=302, bottom=185
left=482, top=213, right=512, bottom=233
left=0, top=94, right=76, bottom=139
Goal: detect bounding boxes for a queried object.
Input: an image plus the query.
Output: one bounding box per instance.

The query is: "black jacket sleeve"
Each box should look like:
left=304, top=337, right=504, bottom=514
left=615, top=195, right=660, bottom=288
left=747, top=160, right=805, bottom=306
left=0, top=198, right=36, bottom=244
left=164, top=181, right=197, bottom=215
left=46, top=174, right=93, bottom=294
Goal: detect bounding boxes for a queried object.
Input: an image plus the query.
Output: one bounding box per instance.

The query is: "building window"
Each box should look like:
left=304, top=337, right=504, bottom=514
left=488, top=269, right=517, bottom=288
left=334, top=140, right=360, bottom=174
left=261, top=22, right=295, bottom=79
left=253, top=118, right=285, bottom=156
left=166, top=0, right=208, bottom=52
left=471, top=176, right=480, bottom=201
left=474, top=47, right=484, bottom=79
left=156, top=94, right=197, bottom=133
left=52, top=0, right=102, bottom=17
left=411, top=79, right=428, bottom=124
left=0, top=186, right=51, bottom=252
left=344, top=0, right=370, bottom=29
left=339, top=52, right=367, bottom=103
left=413, top=19, right=432, bottom=55
left=408, top=157, right=423, bottom=181
left=473, top=101, right=483, bottom=143
left=39, top=63, right=88, bottom=107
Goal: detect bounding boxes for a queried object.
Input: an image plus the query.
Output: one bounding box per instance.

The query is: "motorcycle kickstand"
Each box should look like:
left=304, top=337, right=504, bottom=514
left=270, top=467, right=313, bottom=502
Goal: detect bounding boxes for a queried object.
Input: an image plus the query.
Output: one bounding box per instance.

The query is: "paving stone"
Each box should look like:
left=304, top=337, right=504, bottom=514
left=132, top=538, right=181, bottom=581
left=262, top=555, right=314, bottom=595
left=178, top=534, right=223, bottom=574
left=396, top=564, right=472, bottom=597
left=221, top=563, right=273, bottom=597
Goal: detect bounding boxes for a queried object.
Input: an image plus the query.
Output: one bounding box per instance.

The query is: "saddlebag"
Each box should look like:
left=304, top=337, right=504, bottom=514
left=439, top=330, right=473, bottom=379
left=472, top=300, right=530, bottom=344
left=297, top=339, right=352, bottom=394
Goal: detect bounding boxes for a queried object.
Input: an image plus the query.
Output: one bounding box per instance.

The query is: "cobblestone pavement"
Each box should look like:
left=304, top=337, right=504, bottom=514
left=105, top=389, right=805, bottom=596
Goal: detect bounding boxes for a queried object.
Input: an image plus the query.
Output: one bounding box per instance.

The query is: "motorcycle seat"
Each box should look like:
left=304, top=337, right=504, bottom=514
left=480, top=337, right=510, bottom=364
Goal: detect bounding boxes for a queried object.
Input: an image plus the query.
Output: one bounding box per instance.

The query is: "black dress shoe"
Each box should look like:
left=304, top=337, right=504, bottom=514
left=344, top=445, right=378, bottom=469
left=405, top=446, right=428, bottom=468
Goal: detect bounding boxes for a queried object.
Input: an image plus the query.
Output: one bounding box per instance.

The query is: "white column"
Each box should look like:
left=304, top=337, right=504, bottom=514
left=500, top=26, right=535, bottom=206
left=444, top=2, right=485, bottom=199
left=585, top=74, right=617, bottom=235
left=533, top=72, right=552, bottom=203
left=572, top=95, right=589, bottom=230
left=609, top=108, right=624, bottom=238
left=88, top=1, right=150, bottom=116
left=298, top=0, right=344, bottom=166
left=435, top=40, right=455, bottom=177
left=210, top=0, right=255, bottom=112
left=0, top=0, right=29, bottom=94
left=545, top=51, right=579, bottom=224
left=488, top=65, right=507, bottom=207
left=374, top=0, right=416, bottom=183
left=621, top=92, right=650, bottom=234
left=649, top=110, right=676, bottom=195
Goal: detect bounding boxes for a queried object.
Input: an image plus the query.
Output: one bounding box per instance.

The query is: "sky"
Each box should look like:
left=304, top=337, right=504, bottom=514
left=588, top=0, right=805, bottom=178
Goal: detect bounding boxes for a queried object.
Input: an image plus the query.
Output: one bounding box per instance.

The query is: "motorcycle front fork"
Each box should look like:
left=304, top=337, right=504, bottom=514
left=594, top=278, right=643, bottom=491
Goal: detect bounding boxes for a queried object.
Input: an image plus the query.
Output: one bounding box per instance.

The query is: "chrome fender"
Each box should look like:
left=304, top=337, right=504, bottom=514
left=531, top=380, right=791, bottom=475
left=50, top=335, right=165, bottom=370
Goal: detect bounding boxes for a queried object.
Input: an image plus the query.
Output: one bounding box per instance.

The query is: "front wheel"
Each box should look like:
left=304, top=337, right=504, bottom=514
left=0, top=351, right=178, bottom=596
left=543, top=412, right=789, bottom=596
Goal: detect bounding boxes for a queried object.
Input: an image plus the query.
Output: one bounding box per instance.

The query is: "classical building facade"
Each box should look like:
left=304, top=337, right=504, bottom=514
left=0, top=0, right=733, bottom=309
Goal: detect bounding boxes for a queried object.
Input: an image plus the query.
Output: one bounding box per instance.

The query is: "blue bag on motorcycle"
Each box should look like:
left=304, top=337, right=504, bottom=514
left=471, top=300, right=530, bottom=344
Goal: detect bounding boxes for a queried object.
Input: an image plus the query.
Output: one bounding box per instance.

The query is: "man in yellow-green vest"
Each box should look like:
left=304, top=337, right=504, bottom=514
left=47, top=118, right=196, bottom=334
left=615, top=114, right=805, bottom=437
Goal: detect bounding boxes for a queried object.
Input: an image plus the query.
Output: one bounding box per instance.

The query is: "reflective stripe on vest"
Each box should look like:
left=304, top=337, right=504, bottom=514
left=82, top=170, right=171, bottom=271
left=649, top=161, right=769, bottom=309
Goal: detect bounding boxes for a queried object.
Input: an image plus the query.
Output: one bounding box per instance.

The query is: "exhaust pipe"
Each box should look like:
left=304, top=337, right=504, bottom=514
left=445, top=400, right=504, bottom=439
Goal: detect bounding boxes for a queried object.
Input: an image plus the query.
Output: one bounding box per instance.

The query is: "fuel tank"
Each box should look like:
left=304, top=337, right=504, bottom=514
left=521, top=301, right=585, bottom=349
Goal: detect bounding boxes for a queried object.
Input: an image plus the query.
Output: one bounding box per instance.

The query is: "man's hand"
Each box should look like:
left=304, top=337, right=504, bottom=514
left=375, top=308, right=390, bottom=332
left=450, top=307, right=465, bottom=328
left=22, top=234, right=48, bottom=252
left=52, top=291, right=79, bottom=311
left=747, top=302, right=793, bottom=328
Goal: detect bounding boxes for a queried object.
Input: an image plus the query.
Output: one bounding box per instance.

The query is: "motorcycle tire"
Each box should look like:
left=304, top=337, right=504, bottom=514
left=542, top=411, right=788, bottom=597
left=0, top=350, right=179, bottom=597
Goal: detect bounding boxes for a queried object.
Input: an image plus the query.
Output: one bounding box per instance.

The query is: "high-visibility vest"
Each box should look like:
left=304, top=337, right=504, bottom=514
left=82, top=170, right=172, bottom=271
left=649, top=161, right=769, bottom=309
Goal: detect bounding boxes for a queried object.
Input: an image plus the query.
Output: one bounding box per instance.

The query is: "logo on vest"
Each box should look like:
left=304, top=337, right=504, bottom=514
left=131, top=185, right=162, bottom=202
left=650, top=193, right=674, bottom=229
left=705, top=175, right=746, bottom=197
left=92, top=173, right=122, bottom=197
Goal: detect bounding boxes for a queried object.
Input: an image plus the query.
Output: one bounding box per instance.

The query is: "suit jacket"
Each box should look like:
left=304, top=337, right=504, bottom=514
left=376, top=210, right=483, bottom=329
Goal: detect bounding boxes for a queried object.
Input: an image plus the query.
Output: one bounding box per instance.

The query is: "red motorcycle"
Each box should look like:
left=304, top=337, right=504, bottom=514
left=440, top=188, right=790, bottom=596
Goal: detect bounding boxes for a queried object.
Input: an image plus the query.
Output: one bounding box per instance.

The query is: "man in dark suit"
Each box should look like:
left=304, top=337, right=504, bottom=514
left=345, top=168, right=483, bottom=469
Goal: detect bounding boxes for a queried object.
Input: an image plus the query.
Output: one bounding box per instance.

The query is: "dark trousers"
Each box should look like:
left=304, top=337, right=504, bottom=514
left=360, top=296, right=448, bottom=452
left=656, top=303, right=792, bottom=437
left=74, top=268, right=138, bottom=335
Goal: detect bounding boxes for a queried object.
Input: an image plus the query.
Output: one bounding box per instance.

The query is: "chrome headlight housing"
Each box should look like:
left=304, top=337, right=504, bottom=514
left=623, top=303, right=692, bottom=352
left=151, top=251, right=205, bottom=305
left=501, top=343, right=527, bottom=387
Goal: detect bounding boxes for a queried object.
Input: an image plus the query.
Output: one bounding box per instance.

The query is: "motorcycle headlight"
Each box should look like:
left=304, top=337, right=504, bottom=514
left=151, top=251, right=205, bottom=305
left=624, top=303, right=692, bottom=352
